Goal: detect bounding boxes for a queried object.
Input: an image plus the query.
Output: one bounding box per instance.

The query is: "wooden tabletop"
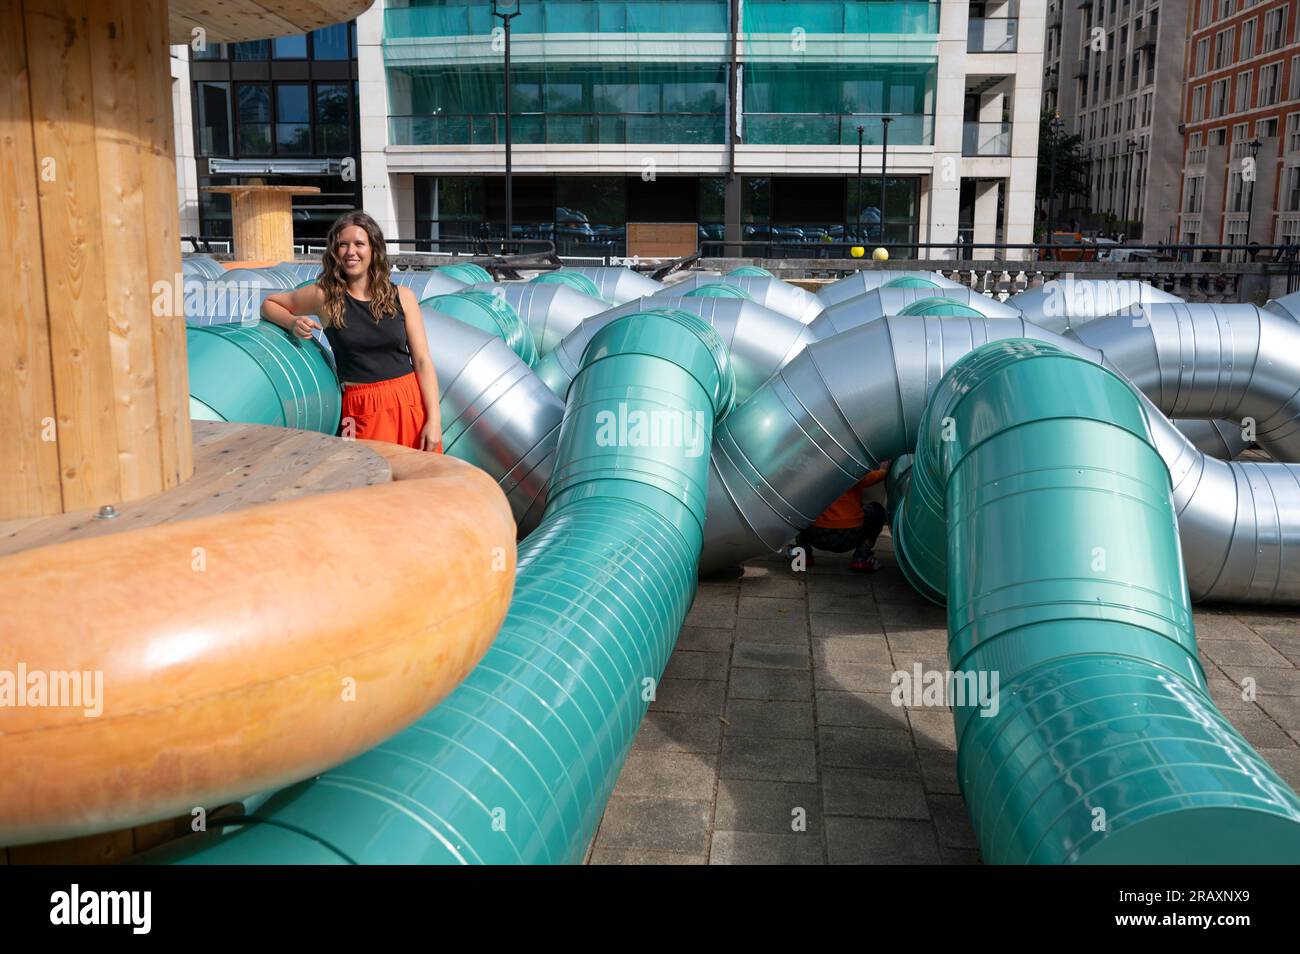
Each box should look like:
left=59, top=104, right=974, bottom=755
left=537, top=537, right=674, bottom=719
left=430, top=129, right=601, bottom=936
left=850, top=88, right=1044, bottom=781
left=0, top=422, right=390, bottom=559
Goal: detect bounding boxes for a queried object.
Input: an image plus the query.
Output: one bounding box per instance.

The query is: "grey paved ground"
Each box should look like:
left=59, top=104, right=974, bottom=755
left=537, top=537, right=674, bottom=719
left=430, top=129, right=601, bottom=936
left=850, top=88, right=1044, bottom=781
left=587, top=529, right=1300, bottom=865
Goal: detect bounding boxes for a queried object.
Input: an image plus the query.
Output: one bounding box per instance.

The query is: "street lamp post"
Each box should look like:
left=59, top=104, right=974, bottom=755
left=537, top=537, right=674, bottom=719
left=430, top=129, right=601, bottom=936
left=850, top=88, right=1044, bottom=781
left=492, top=0, right=522, bottom=251
left=1122, top=138, right=1137, bottom=242
left=857, top=125, right=865, bottom=243
left=879, top=116, right=893, bottom=247
left=1245, top=138, right=1264, bottom=258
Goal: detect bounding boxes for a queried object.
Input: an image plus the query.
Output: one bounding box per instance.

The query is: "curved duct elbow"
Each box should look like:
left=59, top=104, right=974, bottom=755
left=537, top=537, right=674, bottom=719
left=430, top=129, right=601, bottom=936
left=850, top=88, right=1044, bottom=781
left=1066, top=302, right=1300, bottom=461
left=469, top=281, right=609, bottom=358
left=391, top=269, right=467, bottom=299
left=566, top=266, right=664, bottom=303
left=1009, top=278, right=1181, bottom=332
left=807, top=287, right=1020, bottom=338
left=700, top=314, right=1300, bottom=602
left=423, top=291, right=538, bottom=368
left=704, top=315, right=1033, bottom=572
left=421, top=309, right=563, bottom=534
left=167, top=310, right=734, bottom=865
left=817, top=270, right=964, bottom=307
left=891, top=339, right=1300, bottom=863
left=535, top=297, right=815, bottom=405
left=528, top=269, right=606, bottom=301
left=654, top=274, right=825, bottom=324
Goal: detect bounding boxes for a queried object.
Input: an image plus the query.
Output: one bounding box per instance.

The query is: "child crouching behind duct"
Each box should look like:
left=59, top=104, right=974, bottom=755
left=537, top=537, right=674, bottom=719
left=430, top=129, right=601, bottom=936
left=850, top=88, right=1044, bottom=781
left=788, top=461, right=890, bottom=572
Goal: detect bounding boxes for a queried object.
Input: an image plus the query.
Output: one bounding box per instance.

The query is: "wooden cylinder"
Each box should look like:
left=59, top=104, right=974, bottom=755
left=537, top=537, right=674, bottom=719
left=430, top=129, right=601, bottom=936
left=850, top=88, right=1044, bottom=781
left=1, top=0, right=193, bottom=520
left=204, top=185, right=321, bottom=263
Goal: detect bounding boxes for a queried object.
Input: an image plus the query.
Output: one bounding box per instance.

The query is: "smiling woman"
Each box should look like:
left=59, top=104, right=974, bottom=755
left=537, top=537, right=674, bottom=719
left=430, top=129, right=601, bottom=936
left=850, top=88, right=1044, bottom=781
left=260, top=211, right=444, bottom=451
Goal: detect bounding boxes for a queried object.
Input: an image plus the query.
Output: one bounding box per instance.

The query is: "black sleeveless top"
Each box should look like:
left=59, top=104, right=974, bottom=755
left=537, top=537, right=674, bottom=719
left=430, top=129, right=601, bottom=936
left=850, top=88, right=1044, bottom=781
left=323, top=293, right=414, bottom=384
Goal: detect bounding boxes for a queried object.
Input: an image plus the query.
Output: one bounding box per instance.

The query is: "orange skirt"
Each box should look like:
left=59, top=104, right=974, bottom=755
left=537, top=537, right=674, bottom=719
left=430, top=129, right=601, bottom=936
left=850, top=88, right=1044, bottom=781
left=341, top=372, right=440, bottom=452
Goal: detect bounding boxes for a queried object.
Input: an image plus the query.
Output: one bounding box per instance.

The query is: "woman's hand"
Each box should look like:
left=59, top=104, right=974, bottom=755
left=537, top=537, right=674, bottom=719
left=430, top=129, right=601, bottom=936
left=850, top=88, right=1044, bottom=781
left=420, top=420, right=443, bottom=454
left=291, top=316, right=322, bottom=340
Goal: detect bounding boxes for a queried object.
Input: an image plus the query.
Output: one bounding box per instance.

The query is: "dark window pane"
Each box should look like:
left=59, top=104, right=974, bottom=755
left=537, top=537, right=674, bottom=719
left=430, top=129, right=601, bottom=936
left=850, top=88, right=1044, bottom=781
left=276, top=84, right=310, bottom=124
left=276, top=123, right=311, bottom=154
left=196, top=82, right=231, bottom=156
left=232, top=40, right=269, bottom=61
left=238, top=124, right=272, bottom=154
left=237, top=84, right=270, bottom=123
left=316, top=83, right=351, bottom=153
left=311, top=23, right=350, bottom=60
left=273, top=35, right=307, bottom=58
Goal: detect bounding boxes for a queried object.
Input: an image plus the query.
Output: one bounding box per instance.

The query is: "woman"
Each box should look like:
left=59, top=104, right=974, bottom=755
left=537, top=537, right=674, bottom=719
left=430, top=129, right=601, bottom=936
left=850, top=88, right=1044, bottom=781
left=261, top=211, right=442, bottom=452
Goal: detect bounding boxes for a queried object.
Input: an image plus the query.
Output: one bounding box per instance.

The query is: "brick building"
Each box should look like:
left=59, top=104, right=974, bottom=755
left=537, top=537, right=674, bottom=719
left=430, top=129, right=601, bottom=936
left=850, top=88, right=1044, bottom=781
left=1178, top=0, right=1300, bottom=252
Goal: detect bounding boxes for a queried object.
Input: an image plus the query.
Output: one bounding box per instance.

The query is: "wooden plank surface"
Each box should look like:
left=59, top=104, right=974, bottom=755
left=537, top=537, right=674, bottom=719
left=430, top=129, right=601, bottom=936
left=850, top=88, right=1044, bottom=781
left=0, top=0, right=62, bottom=518
left=0, top=421, right=391, bottom=558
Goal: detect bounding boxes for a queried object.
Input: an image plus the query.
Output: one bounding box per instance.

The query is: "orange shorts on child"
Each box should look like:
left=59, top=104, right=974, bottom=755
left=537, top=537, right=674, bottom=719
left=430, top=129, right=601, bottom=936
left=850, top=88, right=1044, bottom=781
left=341, top=372, right=440, bottom=452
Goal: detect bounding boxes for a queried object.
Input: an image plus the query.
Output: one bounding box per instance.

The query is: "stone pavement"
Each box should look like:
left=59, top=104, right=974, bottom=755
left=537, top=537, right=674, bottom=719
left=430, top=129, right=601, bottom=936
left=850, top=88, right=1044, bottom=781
left=586, top=529, right=1300, bottom=865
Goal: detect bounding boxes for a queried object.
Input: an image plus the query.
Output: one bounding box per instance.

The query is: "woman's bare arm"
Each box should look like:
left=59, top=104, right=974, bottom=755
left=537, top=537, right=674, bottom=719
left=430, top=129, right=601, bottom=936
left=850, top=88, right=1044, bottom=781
left=400, top=286, right=442, bottom=451
left=261, top=285, right=327, bottom=339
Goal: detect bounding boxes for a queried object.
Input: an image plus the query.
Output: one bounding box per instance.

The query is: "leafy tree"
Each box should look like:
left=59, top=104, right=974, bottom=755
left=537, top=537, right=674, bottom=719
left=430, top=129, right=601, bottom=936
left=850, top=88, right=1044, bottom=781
left=1037, top=111, right=1089, bottom=231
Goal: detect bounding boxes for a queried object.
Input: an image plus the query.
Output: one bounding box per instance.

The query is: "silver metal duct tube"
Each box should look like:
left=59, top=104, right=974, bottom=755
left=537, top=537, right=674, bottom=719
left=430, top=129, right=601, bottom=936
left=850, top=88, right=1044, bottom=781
left=807, top=287, right=1020, bottom=337
left=391, top=269, right=467, bottom=300
left=1066, top=303, right=1300, bottom=462
left=816, top=270, right=964, bottom=307
left=422, top=308, right=562, bottom=534
left=701, top=315, right=1300, bottom=603
left=1009, top=278, right=1181, bottom=332
left=469, top=281, right=610, bottom=357
left=534, top=296, right=816, bottom=404
left=1266, top=289, right=1300, bottom=322
left=567, top=266, right=665, bottom=303
left=653, top=274, right=826, bottom=324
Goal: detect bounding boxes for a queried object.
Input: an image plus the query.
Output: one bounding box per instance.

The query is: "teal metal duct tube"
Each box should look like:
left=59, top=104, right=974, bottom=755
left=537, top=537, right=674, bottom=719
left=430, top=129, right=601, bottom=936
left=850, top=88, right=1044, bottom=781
left=165, top=310, right=734, bottom=864
left=892, top=339, right=1300, bottom=863
left=186, top=322, right=341, bottom=433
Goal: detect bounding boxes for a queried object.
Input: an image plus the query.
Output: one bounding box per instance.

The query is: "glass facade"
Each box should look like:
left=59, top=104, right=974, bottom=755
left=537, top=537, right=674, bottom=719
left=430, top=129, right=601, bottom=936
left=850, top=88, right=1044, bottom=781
left=385, top=1, right=938, bottom=148
left=415, top=175, right=728, bottom=256
left=391, top=63, right=727, bottom=145
left=385, top=3, right=940, bottom=250
left=385, top=1, right=730, bottom=38
left=742, top=63, right=935, bottom=146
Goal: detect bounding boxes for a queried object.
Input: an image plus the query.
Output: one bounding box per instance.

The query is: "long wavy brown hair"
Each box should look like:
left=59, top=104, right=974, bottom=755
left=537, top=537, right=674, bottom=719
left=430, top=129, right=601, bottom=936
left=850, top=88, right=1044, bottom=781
left=318, top=211, right=400, bottom=328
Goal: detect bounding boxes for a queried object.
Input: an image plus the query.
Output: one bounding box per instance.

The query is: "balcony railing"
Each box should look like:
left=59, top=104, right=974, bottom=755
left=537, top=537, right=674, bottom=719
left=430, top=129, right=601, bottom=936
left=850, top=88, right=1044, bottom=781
left=743, top=113, right=934, bottom=146
left=389, top=112, right=725, bottom=146
left=963, top=121, right=1012, bottom=156
left=968, top=17, right=1019, bottom=53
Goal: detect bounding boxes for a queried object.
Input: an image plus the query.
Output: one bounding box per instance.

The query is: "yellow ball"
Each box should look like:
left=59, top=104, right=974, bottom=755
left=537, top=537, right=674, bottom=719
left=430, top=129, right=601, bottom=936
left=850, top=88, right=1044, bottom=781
left=850, top=246, right=865, bottom=258
left=872, top=247, right=889, bottom=262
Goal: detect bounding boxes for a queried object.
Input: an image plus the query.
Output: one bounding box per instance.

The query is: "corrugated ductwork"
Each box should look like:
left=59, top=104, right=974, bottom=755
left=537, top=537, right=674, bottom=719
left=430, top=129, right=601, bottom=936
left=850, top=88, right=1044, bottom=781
left=892, top=339, right=1300, bottom=863
left=470, top=281, right=610, bottom=357
left=1009, top=278, right=1181, bottom=332
left=701, top=314, right=1300, bottom=604
left=535, top=297, right=815, bottom=404
left=816, top=269, right=964, bottom=307
left=567, top=266, right=665, bottom=303
left=653, top=274, right=825, bottom=324
left=807, top=287, right=1020, bottom=338
left=166, top=310, right=734, bottom=864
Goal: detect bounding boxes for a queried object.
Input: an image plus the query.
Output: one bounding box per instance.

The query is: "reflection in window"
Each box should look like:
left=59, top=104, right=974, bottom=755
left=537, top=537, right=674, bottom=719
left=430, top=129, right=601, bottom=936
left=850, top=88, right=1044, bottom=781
left=237, top=84, right=271, bottom=154
left=316, top=84, right=351, bottom=154
left=273, top=35, right=308, bottom=58
left=232, top=40, right=269, bottom=61
left=312, top=23, right=350, bottom=60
